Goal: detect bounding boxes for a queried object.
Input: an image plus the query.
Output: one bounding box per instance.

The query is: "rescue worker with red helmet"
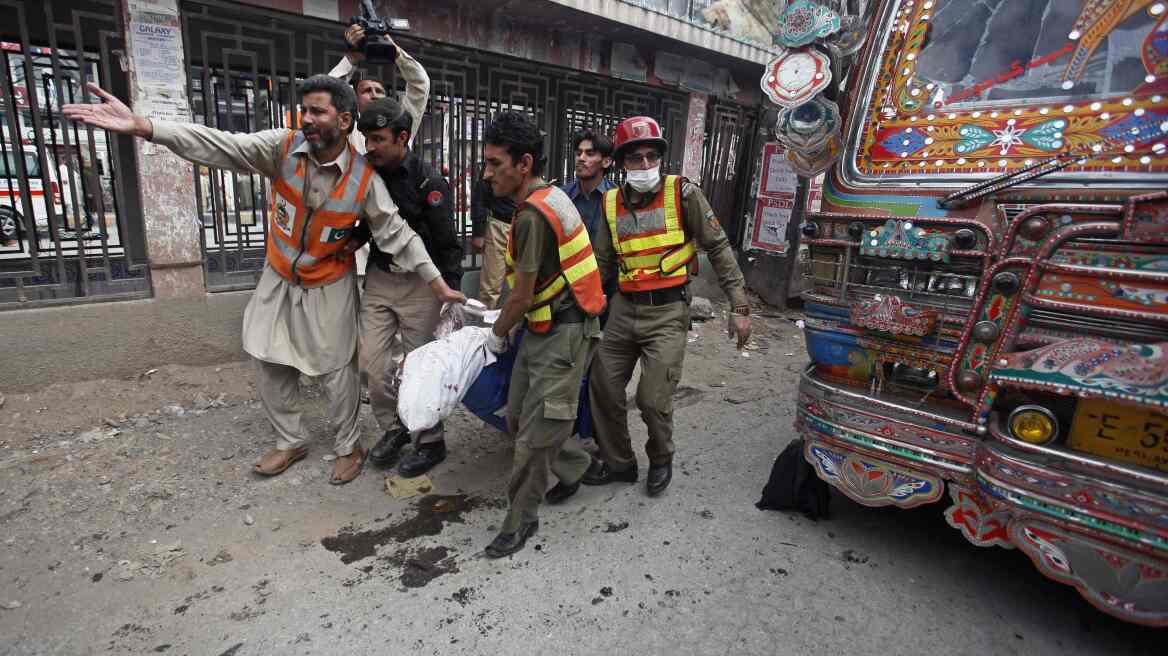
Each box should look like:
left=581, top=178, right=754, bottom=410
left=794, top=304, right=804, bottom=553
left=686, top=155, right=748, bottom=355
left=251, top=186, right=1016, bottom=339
left=581, top=116, right=751, bottom=497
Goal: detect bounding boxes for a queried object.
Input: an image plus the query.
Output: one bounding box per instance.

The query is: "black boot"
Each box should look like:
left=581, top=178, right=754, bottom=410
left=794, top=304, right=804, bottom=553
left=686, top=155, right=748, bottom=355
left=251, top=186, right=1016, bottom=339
left=485, top=520, right=539, bottom=558
left=398, top=441, right=447, bottom=478
left=647, top=462, right=672, bottom=496
left=545, top=479, right=581, bottom=504
left=369, top=428, right=410, bottom=466
left=581, top=457, right=638, bottom=486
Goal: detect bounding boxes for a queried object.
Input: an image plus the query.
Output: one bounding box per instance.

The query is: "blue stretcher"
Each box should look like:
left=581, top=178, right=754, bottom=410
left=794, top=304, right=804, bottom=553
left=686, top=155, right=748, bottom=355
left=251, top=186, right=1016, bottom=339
left=460, top=329, right=594, bottom=438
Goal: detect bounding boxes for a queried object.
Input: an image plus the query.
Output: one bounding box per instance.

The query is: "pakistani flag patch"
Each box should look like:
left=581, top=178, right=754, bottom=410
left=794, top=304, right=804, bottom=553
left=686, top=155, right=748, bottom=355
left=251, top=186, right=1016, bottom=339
left=320, top=226, right=352, bottom=244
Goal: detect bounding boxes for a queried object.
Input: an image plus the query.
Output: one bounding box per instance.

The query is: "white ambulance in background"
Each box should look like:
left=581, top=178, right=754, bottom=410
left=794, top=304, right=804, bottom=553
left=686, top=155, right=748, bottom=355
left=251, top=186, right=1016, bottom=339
left=0, top=143, right=64, bottom=243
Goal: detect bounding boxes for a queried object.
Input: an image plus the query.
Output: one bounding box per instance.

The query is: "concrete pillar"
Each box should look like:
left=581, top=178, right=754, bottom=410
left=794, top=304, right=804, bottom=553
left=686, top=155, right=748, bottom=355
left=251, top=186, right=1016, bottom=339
left=120, top=0, right=205, bottom=299
left=681, top=92, right=708, bottom=182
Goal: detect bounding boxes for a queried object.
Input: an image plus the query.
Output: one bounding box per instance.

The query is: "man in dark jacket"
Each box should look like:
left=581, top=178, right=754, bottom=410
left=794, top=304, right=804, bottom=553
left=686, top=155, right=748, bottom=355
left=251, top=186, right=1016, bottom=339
left=352, top=97, right=464, bottom=477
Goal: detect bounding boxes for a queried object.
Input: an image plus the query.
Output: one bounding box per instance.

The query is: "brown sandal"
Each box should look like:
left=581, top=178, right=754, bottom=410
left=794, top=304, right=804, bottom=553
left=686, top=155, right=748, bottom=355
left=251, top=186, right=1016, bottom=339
left=253, top=446, right=308, bottom=476
left=329, top=446, right=366, bottom=485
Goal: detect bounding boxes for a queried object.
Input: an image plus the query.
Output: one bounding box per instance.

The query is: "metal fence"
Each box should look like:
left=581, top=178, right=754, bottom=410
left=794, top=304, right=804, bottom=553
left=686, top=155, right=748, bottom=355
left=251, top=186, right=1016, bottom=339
left=181, top=0, right=759, bottom=292
left=0, top=0, right=150, bottom=307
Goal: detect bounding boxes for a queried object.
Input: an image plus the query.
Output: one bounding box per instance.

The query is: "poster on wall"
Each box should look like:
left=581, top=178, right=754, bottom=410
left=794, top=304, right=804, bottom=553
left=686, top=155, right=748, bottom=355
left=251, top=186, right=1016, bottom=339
left=758, top=143, right=799, bottom=198
left=747, top=195, right=794, bottom=254
left=129, top=7, right=184, bottom=89
left=744, top=143, right=798, bottom=254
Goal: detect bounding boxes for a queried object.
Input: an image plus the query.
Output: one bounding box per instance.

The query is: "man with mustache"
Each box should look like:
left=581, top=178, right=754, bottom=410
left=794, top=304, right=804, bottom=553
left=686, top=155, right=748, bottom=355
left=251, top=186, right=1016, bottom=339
left=349, top=97, right=463, bottom=477
left=62, top=76, right=465, bottom=485
left=329, top=26, right=459, bottom=476
left=561, top=127, right=616, bottom=241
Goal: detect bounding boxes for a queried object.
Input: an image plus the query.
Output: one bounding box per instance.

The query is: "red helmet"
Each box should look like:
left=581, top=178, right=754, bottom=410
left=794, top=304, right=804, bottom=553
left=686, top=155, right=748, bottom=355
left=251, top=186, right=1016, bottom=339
left=612, top=116, right=667, bottom=162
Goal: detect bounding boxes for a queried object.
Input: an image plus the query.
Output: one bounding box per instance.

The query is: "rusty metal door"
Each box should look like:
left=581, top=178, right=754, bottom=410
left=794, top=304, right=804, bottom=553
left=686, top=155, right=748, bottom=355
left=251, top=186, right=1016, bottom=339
left=700, top=99, right=761, bottom=248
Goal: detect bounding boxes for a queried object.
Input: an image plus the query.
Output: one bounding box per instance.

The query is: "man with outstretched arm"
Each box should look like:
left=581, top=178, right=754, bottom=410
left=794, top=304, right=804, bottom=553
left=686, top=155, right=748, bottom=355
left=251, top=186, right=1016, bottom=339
left=62, top=77, right=464, bottom=485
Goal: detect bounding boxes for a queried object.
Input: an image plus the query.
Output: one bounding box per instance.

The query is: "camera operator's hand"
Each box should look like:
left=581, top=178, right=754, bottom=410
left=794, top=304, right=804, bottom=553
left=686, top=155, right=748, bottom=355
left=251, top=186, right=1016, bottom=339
left=345, top=24, right=366, bottom=62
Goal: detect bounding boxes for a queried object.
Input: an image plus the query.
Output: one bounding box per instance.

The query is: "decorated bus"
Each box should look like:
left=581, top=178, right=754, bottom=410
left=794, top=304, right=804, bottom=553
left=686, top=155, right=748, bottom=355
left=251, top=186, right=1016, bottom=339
left=770, top=0, right=1168, bottom=626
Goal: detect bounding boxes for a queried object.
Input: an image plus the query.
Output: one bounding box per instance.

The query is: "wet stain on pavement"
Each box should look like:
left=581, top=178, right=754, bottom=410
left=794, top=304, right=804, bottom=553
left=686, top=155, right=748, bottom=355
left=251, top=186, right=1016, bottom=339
left=451, top=586, right=478, bottom=606
left=321, top=494, right=498, bottom=564
left=384, top=545, right=459, bottom=588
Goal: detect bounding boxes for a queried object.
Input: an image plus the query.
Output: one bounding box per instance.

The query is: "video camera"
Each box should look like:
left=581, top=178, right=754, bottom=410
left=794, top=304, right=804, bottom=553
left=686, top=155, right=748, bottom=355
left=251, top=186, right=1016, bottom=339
left=349, top=0, right=410, bottom=65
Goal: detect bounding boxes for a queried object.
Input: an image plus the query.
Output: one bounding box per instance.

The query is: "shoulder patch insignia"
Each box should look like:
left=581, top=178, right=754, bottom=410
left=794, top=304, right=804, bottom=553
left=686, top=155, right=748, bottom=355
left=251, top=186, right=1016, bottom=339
left=706, top=216, right=722, bottom=231
left=426, top=190, right=444, bottom=207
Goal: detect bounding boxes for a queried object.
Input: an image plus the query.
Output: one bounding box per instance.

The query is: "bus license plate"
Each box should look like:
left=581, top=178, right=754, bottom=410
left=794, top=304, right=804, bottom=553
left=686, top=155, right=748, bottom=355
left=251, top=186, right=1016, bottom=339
left=1068, top=399, right=1168, bottom=472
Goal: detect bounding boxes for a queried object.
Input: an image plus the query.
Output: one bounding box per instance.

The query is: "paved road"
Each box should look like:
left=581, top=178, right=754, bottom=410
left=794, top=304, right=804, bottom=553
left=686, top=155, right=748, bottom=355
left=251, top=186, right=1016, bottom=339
left=0, top=312, right=1161, bottom=655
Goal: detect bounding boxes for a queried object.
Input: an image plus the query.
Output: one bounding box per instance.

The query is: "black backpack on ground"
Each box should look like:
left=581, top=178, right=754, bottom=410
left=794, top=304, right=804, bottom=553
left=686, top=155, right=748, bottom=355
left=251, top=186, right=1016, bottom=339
left=756, top=437, right=831, bottom=520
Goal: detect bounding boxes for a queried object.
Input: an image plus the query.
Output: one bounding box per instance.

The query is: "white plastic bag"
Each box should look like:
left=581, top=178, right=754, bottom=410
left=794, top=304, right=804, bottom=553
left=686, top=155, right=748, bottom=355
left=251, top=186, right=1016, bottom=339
left=397, top=325, right=498, bottom=433
left=434, top=299, right=501, bottom=340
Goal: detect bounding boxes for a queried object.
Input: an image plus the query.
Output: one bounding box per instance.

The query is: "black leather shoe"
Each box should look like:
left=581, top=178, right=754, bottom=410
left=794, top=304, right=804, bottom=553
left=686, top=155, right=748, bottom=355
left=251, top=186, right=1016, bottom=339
left=485, top=520, right=539, bottom=558
left=647, top=462, right=672, bottom=496
left=369, top=429, right=410, bottom=466
left=581, top=458, right=638, bottom=486
left=545, top=480, right=581, bottom=504
left=398, top=441, right=446, bottom=478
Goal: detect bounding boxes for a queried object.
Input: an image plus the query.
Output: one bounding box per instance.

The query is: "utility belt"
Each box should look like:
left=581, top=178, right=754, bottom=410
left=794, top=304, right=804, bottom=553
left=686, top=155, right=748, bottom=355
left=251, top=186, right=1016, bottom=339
left=621, top=284, right=689, bottom=306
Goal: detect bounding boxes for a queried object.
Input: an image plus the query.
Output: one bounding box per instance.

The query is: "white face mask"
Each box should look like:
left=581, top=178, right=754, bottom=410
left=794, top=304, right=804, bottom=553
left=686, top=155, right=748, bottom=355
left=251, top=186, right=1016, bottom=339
left=625, top=165, right=661, bottom=193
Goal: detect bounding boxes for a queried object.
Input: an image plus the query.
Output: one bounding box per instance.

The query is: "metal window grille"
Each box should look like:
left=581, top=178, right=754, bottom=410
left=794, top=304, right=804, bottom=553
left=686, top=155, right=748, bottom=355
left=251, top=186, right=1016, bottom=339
left=182, top=0, right=712, bottom=291
left=0, top=0, right=149, bottom=308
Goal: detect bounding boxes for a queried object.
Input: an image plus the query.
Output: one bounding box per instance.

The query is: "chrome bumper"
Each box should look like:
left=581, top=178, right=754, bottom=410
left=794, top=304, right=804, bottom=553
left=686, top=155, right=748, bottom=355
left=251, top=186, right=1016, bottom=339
left=794, top=367, right=1168, bottom=626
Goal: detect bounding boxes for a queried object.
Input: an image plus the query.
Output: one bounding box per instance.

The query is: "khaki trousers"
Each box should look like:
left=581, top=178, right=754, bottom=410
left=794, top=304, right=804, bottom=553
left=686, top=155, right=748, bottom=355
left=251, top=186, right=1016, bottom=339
left=358, top=267, right=444, bottom=443
left=478, top=217, right=511, bottom=309
left=254, top=355, right=361, bottom=456
left=501, top=319, right=599, bottom=534
left=589, top=293, right=689, bottom=471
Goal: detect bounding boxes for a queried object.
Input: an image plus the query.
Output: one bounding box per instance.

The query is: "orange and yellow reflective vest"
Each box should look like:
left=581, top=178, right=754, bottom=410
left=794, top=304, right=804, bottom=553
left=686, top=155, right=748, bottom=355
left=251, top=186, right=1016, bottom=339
left=266, top=131, right=375, bottom=287
left=504, top=186, right=607, bottom=333
left=602, top=175, right=696, bottom=292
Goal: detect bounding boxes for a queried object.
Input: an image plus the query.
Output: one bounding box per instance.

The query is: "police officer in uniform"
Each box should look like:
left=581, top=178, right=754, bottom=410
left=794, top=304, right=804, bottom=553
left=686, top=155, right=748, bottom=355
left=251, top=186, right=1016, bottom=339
left=481, top=111, right=606, bottom=557
left=352, top=98, right=464, bottom=477
left=584, top=116, right=752, bottom=496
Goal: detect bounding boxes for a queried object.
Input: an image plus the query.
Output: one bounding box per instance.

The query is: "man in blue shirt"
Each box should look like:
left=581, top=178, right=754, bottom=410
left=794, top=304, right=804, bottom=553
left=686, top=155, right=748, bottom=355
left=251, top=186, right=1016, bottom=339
left=560, top=127, right=615, bottom=241
left=553, top=127, right=615, bottom=458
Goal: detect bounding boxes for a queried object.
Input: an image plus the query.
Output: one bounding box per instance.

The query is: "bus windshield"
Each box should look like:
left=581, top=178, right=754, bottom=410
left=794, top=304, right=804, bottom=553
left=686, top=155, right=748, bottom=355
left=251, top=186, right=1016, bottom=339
left=845, top=0, right=1168, bottom=184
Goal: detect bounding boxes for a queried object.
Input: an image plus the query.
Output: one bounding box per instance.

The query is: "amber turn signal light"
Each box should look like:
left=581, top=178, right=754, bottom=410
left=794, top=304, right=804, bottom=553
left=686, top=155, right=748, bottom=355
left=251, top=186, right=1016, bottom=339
left=1008, top=405, right=1058, bottom=445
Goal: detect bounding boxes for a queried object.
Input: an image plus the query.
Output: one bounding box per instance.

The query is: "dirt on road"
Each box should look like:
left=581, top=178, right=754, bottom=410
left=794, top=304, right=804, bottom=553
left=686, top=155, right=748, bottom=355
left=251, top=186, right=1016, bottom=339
left=0, top=308, right=1162, bottom=655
